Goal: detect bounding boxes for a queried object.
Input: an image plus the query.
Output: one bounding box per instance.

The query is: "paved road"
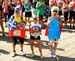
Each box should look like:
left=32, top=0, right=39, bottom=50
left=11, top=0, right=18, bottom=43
left=0, top=24, right=75, bottom=61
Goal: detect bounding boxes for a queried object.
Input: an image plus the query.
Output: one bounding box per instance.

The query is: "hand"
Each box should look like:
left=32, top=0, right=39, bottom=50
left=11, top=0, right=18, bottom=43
left=15, top=25, right=19, bottom=29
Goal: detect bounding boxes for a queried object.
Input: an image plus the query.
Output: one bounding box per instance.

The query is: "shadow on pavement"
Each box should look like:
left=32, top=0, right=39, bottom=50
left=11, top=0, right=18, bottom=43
left=57, top=48, right=65, bottom=51
left=24, top=39, right=64, bottom=51
left=41, top=41, right=65, bottom=51
left=24, top=54, right=42, bottom=60
left=60, top=35, right=75, bottom=41
left=24, top=54, right=75, bottom=61
left=33, top=41, right=64, bottom=51
left=0, top=35, right=12, bottom=43
left=62, top=29, right=75, bottom=33
left=0, top=36, right=29, bottom=43
left=0, top=49, right=10, bottom=54
left=41, top=56, right=75, bottom=61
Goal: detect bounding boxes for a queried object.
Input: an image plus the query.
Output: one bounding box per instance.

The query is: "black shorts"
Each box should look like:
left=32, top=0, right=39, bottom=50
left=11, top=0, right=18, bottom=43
left=25, top=12, right=32, bottom=17
left=58, top=11, right=62, bottom=16
left=69, top=10, right=73, bottom=19
left=8, top=10, right=14, bottom=19
left=64, top=11, right=68, bottom=20
left=73, top=11, right=75, bottom=19
left=30, top=35, right=40, bottom=40
left=50, top=10, right=51, bottom=16
left=12, top=37, right=24, bottom=45
left=4, top=13, right=8, bottom=22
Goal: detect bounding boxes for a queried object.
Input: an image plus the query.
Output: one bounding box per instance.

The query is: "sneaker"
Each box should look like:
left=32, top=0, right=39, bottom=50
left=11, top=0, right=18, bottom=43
left=51, top=50, right=57, bottom=58
left=26, top=22, right=30, bottom=26
left=19, top=51, right=25, bottom=55
left=30, top=54, right=34, bottom=57
left=2, top=33, right=5, bottom=36
left=51, top=52, right=53, bottom=57
left=52, top=54, right=57, bottom=58
left=41, top=56, right=44, bottom=59
left=11, top=52, right=16, bottom=57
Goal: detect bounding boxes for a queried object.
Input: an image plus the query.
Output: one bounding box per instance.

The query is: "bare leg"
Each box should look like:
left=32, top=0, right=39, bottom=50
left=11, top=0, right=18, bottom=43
left=49, top=41, right=54, bottom=51
left=28, top=17, right=30, bottom=23
left=0, top=22, right=5, bottom=36
left=30, top=40, right=34, bottom=55
left=37, top=40, right=42, bottom=57
left=69, top=19, right=72, bottom=28
left=49, top=41, right=58, bottom=57
left=53, top=42, right=58, bottom=51
left=20, top=44, right=24, bottom=51
left=64, top=20, right=68, bottom=26
left=73, top=18, right=75, bottom=28
left=13, top=43, right=16, bottom=52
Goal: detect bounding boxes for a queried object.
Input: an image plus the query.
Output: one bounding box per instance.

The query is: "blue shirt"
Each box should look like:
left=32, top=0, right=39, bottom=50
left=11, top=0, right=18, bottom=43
left=23, top=2, right=32, bottom=12
left=48, top=17, right=60, bottom=40
left=45, top=7, right=50, bottom=14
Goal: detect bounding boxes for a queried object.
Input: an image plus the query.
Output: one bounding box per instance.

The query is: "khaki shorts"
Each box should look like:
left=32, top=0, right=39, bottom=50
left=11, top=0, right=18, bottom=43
left=48, top=39, right=59, bottom=45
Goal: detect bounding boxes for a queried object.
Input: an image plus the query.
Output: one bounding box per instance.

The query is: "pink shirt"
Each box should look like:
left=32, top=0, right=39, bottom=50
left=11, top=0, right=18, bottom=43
left=2, top=1, right=9, bottom=8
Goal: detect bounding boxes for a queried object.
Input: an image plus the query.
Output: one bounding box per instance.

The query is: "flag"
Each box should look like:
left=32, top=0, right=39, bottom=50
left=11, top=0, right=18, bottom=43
left=8, top=17, right=17, bottom=31
left=45, top=25, right=49, bottom=36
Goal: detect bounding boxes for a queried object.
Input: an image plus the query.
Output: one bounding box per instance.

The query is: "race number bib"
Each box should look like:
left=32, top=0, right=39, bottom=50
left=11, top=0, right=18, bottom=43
left=13, top=30, right=21, bottom=36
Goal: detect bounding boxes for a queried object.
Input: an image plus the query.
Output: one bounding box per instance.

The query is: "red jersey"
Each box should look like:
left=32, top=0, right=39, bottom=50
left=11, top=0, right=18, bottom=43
left=69, top=1, right=75, bottom=8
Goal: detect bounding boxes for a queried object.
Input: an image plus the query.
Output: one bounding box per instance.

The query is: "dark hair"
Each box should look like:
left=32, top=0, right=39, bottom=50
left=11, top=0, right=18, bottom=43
left=15, top=10, right=20, bottom=12
left=53, top=10, right=58, bottom=12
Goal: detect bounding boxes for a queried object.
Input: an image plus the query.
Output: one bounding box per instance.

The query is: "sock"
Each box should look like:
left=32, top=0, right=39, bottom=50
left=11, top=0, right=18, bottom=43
left=21, top=50, right=23, bottom=51
left=13, top=50, right=16, bottom=52
left=52, top=50, right=56, bottom=55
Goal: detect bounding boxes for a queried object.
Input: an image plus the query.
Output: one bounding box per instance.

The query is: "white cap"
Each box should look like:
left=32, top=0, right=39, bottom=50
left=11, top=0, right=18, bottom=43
left=51, top=6, right=59, bottom=12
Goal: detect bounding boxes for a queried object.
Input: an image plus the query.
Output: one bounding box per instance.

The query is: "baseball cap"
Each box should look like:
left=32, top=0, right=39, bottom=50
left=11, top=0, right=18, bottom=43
left=51, top=6, right=59, bottom=12
left=15, top=6, right=21, bottom=12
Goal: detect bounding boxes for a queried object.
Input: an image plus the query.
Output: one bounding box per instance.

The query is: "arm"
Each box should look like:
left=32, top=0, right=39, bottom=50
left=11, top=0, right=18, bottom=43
left=21, top=16, right=26, bottom=24
left=36, top=2, right=42, bottom=9
left=46, top=17, right=52, bottom=25
left=2, top=2, right=5, bottom=8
